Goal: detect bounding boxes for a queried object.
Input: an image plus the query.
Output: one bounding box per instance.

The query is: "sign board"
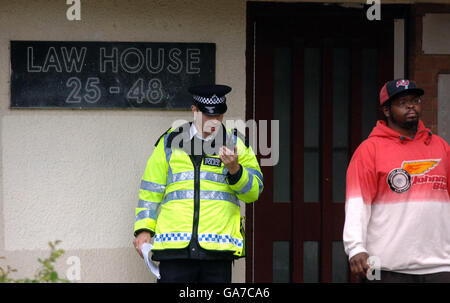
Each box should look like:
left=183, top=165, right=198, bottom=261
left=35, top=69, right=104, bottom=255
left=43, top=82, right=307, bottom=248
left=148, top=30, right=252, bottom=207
left=10, top=41, right=215, bottom=109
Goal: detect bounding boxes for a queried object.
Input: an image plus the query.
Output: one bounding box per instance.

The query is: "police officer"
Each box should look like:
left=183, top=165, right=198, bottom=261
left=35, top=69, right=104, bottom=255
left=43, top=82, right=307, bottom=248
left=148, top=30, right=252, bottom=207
left=133, top=84, right=263, bottom=283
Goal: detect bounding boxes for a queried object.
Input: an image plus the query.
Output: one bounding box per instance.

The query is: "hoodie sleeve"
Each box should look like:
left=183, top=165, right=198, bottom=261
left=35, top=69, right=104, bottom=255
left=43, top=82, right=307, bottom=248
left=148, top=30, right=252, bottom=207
left=343, top=142, right=378, bottom=260
left=447, top=143, right=450, bottom=198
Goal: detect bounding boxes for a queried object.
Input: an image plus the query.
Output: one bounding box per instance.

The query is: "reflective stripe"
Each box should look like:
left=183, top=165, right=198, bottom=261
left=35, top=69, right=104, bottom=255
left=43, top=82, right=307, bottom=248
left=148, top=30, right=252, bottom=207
left=222, top=166, right=229, bottom=175
left=163, top=190, right=239, bottom=206
left=135, top=209, right=157, bottom=221
left=167, top=166, right=173, bottom=185
left=198, top=233, right=243, bottom=247
left=235, top=169, right=254, bottom=195
left=164, top=133, right=172, bottom=162
left=200, top=171, right=227, bottom=184
left=170, top=171, right=227, bottom=184
left=163, top=190, right=194, bottom=202
left=137, top=199, right=159, bottom=211
left=256, top=177, right=263, bottom=196
left=154, top=232, right=192, bottom=243
left=140, top=180, right=166, bottom=193
left=234, top=168, right=263, bottom=195
left=164, top=134, right=173, bottom=185
left=200, top=191, right=239, bottom=206
left=247, top=167, right=263, bottom=182
left=171, top=171, right=194, bottom=183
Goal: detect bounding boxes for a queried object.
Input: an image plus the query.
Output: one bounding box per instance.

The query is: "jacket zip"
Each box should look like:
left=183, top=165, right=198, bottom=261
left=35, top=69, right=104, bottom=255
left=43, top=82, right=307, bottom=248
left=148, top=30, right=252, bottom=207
left=190, top=154, right=202, bottom=254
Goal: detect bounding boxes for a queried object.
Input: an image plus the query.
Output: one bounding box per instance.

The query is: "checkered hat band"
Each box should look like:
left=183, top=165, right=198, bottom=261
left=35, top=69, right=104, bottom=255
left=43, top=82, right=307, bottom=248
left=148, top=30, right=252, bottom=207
left=193, top=95, right=226, bottom=105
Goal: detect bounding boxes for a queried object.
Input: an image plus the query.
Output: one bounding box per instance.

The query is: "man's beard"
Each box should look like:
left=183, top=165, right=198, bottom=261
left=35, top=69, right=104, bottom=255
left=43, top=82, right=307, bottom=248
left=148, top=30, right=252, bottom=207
left=389, top=109, right=419, bottom=130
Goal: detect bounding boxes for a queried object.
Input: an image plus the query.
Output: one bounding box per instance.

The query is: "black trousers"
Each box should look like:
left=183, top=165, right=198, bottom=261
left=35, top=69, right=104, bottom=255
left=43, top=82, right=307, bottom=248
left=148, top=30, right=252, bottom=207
left=364, top=270, right=450, bottom=283
left=157, top=259, right=232, bottom=283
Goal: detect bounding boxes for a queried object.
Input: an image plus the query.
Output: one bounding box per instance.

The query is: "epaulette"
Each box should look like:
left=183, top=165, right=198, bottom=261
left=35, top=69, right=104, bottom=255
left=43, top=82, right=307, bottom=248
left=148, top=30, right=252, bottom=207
left=154, top=127, right=171, bottom=147
left=233, top=128, right=250, bottom=148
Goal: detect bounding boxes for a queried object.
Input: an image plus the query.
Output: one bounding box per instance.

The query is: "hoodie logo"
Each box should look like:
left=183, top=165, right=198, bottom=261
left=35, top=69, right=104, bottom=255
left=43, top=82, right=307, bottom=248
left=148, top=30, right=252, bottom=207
left=387, top=168, right=411, bottom=193
left=396, top=79, right=409, bottom=89
left=387, top=159, right=446, bottom=193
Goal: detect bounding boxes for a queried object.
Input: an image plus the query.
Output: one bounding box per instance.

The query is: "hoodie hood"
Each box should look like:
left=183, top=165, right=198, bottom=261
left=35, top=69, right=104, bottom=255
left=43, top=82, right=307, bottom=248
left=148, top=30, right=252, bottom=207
left=368, top=120, right=433, bottom=145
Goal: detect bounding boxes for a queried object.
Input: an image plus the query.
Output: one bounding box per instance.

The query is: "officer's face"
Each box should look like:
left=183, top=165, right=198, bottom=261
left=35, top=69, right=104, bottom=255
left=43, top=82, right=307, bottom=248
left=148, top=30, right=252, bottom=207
left=191, top=105, right=224, bottom=136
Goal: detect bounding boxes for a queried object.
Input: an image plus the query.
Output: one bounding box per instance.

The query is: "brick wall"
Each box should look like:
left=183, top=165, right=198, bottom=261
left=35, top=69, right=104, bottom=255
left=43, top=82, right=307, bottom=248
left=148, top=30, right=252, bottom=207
left=409, top=4, right=450, bottom=134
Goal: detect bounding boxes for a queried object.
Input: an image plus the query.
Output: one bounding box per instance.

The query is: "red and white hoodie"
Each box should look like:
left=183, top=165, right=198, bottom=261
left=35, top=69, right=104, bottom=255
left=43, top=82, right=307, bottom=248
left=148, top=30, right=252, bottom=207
left=343, top=120, right=450, bottom=274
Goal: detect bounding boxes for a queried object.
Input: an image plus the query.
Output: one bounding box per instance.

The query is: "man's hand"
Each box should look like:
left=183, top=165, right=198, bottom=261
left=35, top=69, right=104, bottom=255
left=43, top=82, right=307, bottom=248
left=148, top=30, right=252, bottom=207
left=349, top=252, right=370, bottom=279
left=133, top=231, right=151, bottom=259
left=220, top=146, right=240, bottom=174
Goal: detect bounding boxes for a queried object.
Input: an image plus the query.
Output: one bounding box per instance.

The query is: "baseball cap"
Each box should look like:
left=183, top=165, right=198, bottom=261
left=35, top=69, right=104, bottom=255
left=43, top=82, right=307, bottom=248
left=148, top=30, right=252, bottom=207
left=379, top=79, right=424, bottom=106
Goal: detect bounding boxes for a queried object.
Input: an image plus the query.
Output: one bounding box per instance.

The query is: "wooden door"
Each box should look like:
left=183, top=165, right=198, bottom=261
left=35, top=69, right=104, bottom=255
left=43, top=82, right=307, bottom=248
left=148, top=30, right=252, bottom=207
left=246, top=3, right=396, bottom=282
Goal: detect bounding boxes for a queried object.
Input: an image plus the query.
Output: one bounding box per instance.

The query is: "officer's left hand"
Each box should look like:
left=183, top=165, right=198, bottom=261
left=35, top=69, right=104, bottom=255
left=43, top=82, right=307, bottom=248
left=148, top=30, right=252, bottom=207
left=219, top=146, right=240, bottom=174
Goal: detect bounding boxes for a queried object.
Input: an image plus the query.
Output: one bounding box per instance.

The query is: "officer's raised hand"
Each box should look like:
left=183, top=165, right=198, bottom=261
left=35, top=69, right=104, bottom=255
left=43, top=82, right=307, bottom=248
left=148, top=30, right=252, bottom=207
left=219, top=145, right=240, bottom=174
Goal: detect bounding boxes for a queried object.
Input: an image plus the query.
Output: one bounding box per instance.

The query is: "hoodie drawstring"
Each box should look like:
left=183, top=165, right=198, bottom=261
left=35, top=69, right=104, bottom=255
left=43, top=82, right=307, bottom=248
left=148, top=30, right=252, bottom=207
left=425, top=131, right=433, bottom=145
left=399, top=131, right=432, bottom=145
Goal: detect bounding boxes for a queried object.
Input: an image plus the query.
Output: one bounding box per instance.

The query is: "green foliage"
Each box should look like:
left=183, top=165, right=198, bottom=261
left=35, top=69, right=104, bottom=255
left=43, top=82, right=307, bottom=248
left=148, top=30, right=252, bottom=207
left=0, top=240, right=70, bottom=283
left=0, top=256, right=17, bottom=283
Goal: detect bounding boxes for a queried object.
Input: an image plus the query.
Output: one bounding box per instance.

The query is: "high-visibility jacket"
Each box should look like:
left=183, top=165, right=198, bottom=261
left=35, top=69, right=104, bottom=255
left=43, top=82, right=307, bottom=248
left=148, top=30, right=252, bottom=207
left=134, top=122, right=263, bottom=258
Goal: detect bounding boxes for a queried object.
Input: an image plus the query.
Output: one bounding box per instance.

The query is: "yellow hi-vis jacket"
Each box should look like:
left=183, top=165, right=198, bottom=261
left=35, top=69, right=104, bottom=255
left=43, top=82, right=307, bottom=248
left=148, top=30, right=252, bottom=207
left=134, top=122, right=263, bottom=258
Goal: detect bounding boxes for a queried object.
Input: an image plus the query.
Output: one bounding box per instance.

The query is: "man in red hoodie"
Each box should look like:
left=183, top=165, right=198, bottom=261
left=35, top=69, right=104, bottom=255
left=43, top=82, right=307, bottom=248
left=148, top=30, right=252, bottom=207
left=343, top=79, right=450, bottom=282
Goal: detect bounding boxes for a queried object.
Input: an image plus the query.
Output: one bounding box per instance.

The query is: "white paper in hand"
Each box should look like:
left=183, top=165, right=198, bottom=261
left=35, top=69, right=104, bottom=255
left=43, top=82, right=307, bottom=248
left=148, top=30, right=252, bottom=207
left=141, top=243, right=161, bottom=279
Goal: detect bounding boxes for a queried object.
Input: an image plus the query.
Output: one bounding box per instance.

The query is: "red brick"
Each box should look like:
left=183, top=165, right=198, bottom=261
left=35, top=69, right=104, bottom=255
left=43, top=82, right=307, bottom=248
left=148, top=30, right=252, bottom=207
left=420, top=110, right=437, bottom=127
left=433, top=56, right=450, bottom=70
left=414, top=56, right=438, bottom=71
left=419, top=84, right=437, bottom=98
left=412, top=69, right=435, bottom=85
left=421, top=97, right=435, bottom=111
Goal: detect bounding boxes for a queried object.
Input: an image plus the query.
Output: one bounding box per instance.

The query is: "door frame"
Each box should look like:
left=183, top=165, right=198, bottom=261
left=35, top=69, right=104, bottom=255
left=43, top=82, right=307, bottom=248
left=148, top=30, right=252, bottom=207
left=245, top=2, right=411, bottom=283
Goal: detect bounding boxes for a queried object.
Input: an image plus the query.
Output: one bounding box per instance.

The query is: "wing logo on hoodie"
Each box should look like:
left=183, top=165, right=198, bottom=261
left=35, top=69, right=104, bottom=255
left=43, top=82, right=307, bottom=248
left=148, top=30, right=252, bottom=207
left=401, top=159, right=440, bottom=176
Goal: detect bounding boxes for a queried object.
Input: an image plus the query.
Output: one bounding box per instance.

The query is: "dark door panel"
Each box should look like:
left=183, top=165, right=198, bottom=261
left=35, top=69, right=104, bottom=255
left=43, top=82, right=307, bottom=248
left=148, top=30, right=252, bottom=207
left=247, top=3, right=397, bottom=283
